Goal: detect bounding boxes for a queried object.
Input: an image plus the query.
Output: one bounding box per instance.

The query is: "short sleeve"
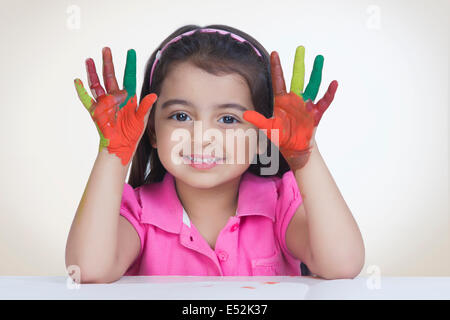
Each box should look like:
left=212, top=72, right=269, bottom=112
left=120, top=183, right=146, bottom=261
left=274, top=170, right=303, bottom=262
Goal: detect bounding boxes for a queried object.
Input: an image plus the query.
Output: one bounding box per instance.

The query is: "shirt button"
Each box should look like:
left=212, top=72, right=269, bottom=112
left=230, top=223, right=239, bottom=232
left=217, top=250, right=228, bottom=262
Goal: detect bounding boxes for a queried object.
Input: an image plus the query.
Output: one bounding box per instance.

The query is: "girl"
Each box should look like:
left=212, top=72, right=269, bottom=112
left=66, top=24, right=365, bottom=283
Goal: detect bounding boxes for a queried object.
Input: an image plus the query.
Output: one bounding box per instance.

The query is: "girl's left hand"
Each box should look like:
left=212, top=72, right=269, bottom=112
left=243, top=46, right=338, bottom=171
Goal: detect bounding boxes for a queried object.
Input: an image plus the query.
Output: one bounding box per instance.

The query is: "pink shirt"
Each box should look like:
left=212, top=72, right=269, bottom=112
left=119, top=169, right=304, bottom=276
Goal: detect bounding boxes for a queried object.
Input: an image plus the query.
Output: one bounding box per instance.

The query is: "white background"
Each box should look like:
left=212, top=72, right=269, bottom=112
left=0, top=0, right=448, bottom=276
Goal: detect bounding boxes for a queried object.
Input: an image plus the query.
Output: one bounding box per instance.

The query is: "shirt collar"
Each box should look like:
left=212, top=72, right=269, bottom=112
left=138, top=170, right=278, bottom=234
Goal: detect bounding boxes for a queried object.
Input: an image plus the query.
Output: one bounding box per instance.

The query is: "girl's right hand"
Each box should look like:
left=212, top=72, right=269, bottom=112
left=74, top=47, right=158, bottom=166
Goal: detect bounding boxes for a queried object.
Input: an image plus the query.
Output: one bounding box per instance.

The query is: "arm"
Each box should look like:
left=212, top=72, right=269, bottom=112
left=244, top=47, right=364, bottom=279
left=285, top=139, right=365, bottom=279
left=66, top=47, right=157, bottom=283
left=65, top=149, right=140, bottom=283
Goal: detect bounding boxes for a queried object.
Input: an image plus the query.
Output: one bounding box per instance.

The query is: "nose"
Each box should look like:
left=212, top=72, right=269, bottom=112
left=190, top=119, right=224, bottom=157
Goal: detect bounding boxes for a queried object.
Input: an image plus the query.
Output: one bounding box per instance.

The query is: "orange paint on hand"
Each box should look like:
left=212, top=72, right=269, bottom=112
left=92, top=93, right=157, bottom=165
left=272, top=91, right=315, bottom=151
left=74, top=48, right=158, bottom=166
left=243, top=51, right=338, bottom=171
left=243, top=91, right=315, bottom=171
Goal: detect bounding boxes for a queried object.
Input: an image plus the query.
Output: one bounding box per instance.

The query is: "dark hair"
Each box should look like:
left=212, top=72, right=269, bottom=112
left=127, top=24, right=291, bottom=188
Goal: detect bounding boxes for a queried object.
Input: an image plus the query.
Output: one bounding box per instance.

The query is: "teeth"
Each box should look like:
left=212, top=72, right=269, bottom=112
left=184, top=155, right=222, bottom=163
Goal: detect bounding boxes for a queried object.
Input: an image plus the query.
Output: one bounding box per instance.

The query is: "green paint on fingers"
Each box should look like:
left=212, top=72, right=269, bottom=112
left=290, top=46, right=305, bottom=97
left=74, top=78, right=110, bottom=150
left=119, top=49, right=137, bottom=109
left=303, top=55, right=323, bottom=102
left=74, top=79, right=94, bottom=114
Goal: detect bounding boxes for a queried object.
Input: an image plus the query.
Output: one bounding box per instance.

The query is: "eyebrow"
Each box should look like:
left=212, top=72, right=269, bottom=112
left=160, top=99, right=249, bottom=112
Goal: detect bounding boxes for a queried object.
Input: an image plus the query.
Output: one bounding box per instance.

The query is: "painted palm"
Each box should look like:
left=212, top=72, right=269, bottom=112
left=243, top=46, right=338, bottom=171
left=74, top=49, right=157, bottom=166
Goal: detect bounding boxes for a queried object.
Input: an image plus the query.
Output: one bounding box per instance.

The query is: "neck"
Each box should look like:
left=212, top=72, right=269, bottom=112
left=174, top=175, right=241, bottom=221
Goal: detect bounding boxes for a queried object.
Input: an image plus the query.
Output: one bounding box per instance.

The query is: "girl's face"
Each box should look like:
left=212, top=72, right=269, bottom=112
left=151, top=61, right=262, bottom=189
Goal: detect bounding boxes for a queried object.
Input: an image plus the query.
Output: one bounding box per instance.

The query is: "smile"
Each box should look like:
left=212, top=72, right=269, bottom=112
left=182, top=154, right=225, bottom=164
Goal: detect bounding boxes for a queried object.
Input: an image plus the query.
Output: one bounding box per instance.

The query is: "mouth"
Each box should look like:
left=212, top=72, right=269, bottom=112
left=182, top=154, right=226, bottom=165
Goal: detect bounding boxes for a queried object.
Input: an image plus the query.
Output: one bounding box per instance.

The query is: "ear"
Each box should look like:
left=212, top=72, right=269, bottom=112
left=149, top=129, right=157, bottom=149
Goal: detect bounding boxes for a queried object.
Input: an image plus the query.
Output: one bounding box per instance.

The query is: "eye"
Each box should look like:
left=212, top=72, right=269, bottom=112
left=219, top=115, right=240, bottom=124
left=169, top=112, right=191, bottom=122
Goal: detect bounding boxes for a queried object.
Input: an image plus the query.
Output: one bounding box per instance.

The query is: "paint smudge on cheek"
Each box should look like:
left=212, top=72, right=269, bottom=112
left=263, top=281, right=279, bottom=285
left=241, top=286, right=256, bottom=289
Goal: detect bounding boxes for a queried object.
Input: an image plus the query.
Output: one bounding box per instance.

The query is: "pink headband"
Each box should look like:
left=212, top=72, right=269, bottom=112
left=148, top=28, right=263, bottom=87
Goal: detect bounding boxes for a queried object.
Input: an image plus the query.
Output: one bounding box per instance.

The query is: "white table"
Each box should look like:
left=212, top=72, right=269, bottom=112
left=0, top=276, right=449, bottom=300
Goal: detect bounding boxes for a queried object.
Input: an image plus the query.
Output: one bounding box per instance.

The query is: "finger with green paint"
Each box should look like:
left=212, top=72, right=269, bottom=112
left=290, top=45, right=338, bottom=126
left=290, top=45, right=324, bottom=102
left=244, top=50, right=338, bottom=171
left=74, top=48, right=158, bottom=166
